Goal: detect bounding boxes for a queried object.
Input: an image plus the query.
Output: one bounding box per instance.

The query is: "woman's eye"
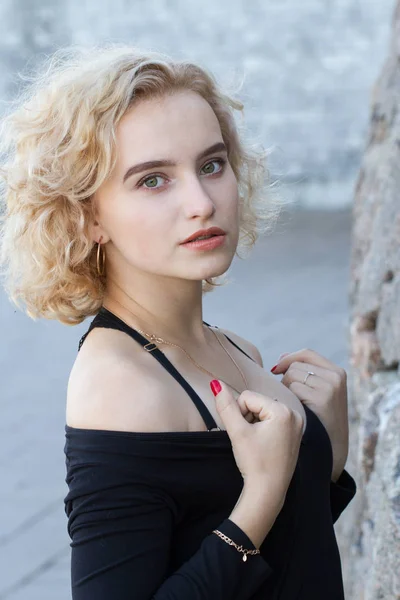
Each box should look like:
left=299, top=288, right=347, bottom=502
left=201, top=158, right=226, bottom=175
left=137, top=158, right=226, bottom=190
left=138, top=174, right=165, bottom=190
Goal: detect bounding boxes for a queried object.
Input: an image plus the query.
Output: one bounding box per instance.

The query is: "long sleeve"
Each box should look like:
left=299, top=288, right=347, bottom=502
left=64, top=430, right=272, bottom=600
left=66, top=480, right=272, bottom=600
left=330, top=468, right=357, bottom=524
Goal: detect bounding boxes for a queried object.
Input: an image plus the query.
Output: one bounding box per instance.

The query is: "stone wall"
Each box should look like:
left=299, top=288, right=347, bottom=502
left=337, top=3, right=400, bottom=597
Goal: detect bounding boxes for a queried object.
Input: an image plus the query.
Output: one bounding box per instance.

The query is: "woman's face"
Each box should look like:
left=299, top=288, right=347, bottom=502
left=92, top=90, right=240, bottom=284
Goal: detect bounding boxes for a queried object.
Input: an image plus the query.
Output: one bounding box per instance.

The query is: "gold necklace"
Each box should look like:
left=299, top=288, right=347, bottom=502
left=103, top=286, right=249, bottom=395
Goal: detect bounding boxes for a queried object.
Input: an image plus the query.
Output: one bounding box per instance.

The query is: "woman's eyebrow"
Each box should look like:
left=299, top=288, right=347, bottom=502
left=122, top=141, right=227, bottom=183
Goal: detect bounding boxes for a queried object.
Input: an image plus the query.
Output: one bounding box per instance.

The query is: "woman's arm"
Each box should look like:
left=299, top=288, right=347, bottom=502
left=329, top=468, right=357, bottom=524
left=65, top=454, right=273, bottom=600
left=65, top=353, right=275, bottom=599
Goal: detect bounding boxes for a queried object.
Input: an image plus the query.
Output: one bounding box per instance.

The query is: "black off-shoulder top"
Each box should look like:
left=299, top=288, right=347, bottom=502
left=64, top=306, right=357, bottom=599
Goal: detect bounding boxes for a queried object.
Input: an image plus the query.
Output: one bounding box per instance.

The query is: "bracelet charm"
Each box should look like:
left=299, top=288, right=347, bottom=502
left=212, top=529, right=260, bottom=562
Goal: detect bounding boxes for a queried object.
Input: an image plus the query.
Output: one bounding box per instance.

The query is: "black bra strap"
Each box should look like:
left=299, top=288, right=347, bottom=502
left=203, top=321, right=255, bottom=362
left=79, top=308, right=217, bottom=430
left=78, top=308, right=257, bottom=431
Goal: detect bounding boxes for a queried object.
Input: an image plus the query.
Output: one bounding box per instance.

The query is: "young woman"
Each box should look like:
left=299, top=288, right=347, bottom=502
left=0, top=45, right=356, bottom=599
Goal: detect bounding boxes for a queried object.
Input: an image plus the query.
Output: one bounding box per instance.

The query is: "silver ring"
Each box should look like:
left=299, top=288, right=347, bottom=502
left=303, top=371, right=315, bottom=385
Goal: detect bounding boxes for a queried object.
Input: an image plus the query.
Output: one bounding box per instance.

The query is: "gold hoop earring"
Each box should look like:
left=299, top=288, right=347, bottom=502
left=96, top=237, right=106, bottom=276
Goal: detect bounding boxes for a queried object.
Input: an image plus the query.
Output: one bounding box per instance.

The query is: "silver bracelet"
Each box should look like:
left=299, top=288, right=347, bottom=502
left=212, top=529, right=261, bottom=562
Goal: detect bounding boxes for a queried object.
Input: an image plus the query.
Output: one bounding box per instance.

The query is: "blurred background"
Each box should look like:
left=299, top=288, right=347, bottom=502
left=0, top=1, right=398, bottom=599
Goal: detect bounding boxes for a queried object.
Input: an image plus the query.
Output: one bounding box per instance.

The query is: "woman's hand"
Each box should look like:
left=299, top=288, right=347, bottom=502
left=212, top=381, right=304, bottom=498
left=270, top=349, right=349, bottom=482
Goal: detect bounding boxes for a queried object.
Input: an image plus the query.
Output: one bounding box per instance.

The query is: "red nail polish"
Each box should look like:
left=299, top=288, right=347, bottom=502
left=210, top=380, right=222, bottom=396
left=271, top=365, right=278, bottom=373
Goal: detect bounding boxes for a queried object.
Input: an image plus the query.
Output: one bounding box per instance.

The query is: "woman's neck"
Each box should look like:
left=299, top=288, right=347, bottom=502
left=103, top=277, right=209, bottom=348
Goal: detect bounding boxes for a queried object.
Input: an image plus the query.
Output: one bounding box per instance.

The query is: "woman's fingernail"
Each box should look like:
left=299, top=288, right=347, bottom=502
left=270, top=364, right=278, bottom=373
left=210, top=380, right=222, bottom=396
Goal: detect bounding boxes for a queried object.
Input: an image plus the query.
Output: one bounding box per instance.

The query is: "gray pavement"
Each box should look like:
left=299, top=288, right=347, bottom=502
left=0, top=206, right=353, bottom=599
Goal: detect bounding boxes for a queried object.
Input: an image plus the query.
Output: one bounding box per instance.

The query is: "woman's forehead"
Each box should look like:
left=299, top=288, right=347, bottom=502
left=114, top=94, right=223, bottom=168
left=117, top=91, right=219, bottom=139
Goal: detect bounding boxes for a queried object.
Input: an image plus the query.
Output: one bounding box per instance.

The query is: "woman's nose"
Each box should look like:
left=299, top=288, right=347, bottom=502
left=182, top=176, right=216, bottom=217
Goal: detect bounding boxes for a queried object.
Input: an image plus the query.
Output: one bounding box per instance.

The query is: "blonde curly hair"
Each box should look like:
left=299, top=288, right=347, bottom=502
left=0, top=44, right=284, bottom=325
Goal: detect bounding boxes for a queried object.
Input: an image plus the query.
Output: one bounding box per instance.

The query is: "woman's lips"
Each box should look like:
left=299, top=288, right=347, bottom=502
left=181, top=234, right=226, bottom=251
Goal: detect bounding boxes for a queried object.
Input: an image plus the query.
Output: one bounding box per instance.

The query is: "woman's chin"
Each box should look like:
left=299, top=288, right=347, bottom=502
left=187, top=263, right=232, bottom=282
left=174, top=248, right=235, bottom=281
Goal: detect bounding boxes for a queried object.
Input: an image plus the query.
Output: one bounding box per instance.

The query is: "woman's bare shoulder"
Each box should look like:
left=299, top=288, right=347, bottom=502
left=214, top=326, right=264, bottom=368
left=66, top=326, right=182, bottom=433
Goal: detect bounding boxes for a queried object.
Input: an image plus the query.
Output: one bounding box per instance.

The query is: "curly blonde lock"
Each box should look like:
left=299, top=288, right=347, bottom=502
left=0, top=43, right=285, bottom=325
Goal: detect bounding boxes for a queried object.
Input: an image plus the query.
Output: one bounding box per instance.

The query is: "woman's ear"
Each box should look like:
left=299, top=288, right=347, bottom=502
left=88, top=198, right=110, bottom=244
left=89, top=219, right=110, bottom=245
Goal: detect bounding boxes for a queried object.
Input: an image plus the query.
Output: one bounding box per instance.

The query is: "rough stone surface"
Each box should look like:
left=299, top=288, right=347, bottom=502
left=339, top=3, right=400, bottom=598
